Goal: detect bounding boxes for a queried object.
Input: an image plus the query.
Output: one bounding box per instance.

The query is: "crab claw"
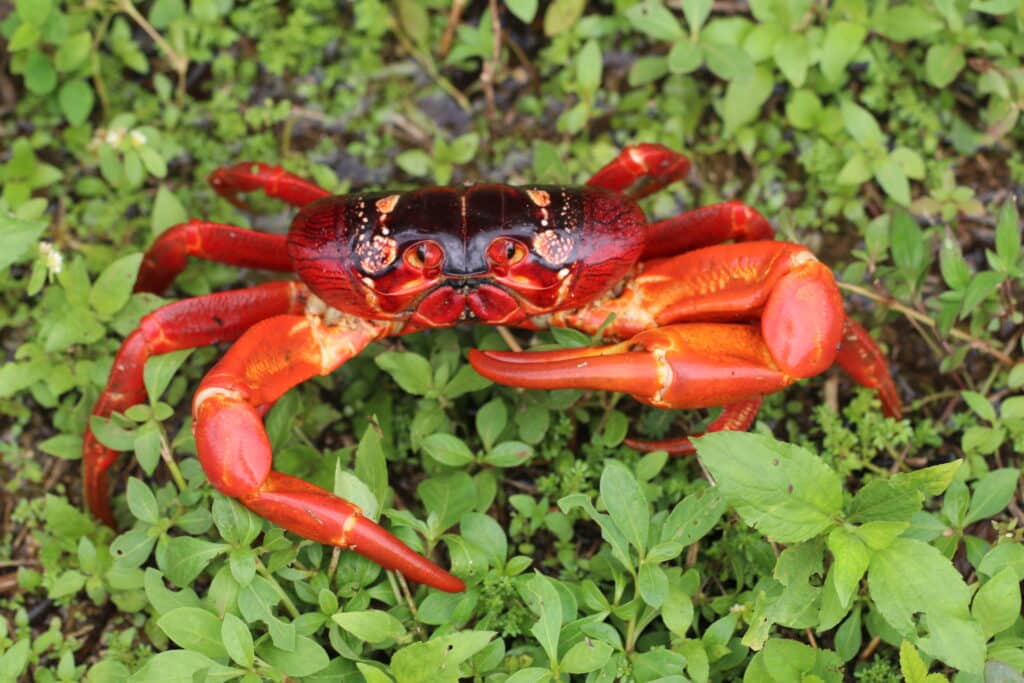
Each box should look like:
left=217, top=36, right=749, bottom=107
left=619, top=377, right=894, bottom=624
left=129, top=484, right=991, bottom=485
left=469, top=324, right=793, bottom=411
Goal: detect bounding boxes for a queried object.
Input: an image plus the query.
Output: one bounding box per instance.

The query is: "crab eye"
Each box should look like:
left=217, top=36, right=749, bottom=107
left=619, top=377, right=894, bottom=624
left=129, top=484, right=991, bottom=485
left=487, top=238, right=527, bottom=266
left=404, top=240, right=443, bottom=271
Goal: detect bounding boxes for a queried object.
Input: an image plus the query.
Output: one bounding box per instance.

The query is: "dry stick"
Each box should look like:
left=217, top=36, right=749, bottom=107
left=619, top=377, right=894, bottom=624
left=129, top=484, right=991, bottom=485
left=438, top=0, right=469, bottom=59
left=837, top=282, right=1017, bottom=367
left=119, top=0, right=189, bottom=106
left=496, top=325, right=523, bottom=352
left=479, top=0, right=503, bottom=127
left=390, top=17, right=472, bottom=113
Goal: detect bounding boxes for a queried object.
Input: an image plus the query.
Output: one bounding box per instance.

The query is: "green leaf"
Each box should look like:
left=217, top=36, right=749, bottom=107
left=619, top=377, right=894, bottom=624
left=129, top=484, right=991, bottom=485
left=390, top=631, right=496, bottom=683
left=972, top=567, right=1022, bottom=638
left=17, top=0, right=51, bottom=25
left=355, top=423, right=388, bottom=507
left=627, top=56, right=669, bottom=87
left=211, top=496, right=263, bottom=546
left=682, top=0, right=712, bottom=32
left=396, top=149, right=431, bottom=177
left=773, top=33, right=809, bottom=86
left=526, top=573, right=562, bottom=665
left=126, top=650, right=240, bottom=683
left=484, top=440, right=533, bottom=467
left=720, top=65, right=773, bottom=137
left=695, top=432, right=842, bottom=543
left=667, top=39, right=702, bottom=74
left=24, top=50, right=57, bottom=95
left=836, top=153, right=872, bottom=186
left=959, top=270, right=1004, bottom=318
left=125, top=477, right=159, bottom=524
left=376, top=351, right=433, bottom=396
left=58, top=79, right=95, bottom=126
left=868, top=538, right=985, bottom=674
left=964, top=469, right=1019, bottom=525
left=820, top=21, right=866, bottom=84
left=418, top=472, right=476, bottom=532
left=575, top=40, right=602, bottom=93
left=543, top=0, right=585, bottom=36
left=256, top=634, right=329, bottom=678
left=505, top=0, right=538, bottom=24
left=660, top=486, right=726, bottom=546
left=220, top=613, right=254, bottom=668
left=625, top=1, right=684, bottom=41
left=600, top=460, right=649, bottom=555
left=164, top=536, right=229, bottom=586
left=826, top=527, right=870, bottom=608
left=55, top=31, right=92, bottom=71
left=151, top=186, right=188, bottom=236
left=890, top=211, right=925, bottom=276
left=561, top=638, right=613, bottom=674
left=420, top=433, right=475, bottom=467
left=143, top=349, right=193, bottom=403
left=332, top=610, right=407, bottom=644
left=476, top=397, right=507, bottom=450
left=841, top=99, right=884, bottom=148
left=156, top=607, right=228, bottom=659
left=38, top=434, right=82, bottom=460
left=0, top=214, right=47, bottom=270
left=89, top=253, right=143, bottom=317
left=994, top=201, right=1021, bottom=269
left=638, top=562, right=668, bottom=608
left=786, top=89, right=822, bottom=130
left=925, top=44, right=965, bottom=88
left=873, top=156, right=911, bottom=205
left=875, top=6, right=944, bottom=42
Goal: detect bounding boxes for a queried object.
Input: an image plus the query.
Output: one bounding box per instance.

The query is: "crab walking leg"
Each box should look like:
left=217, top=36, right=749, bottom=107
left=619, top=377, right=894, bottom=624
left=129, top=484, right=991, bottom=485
left=84, top=281, right=308, bottom=526
left=585, top=144, right=692, bottom=200
left=623, top=398, right=764, bottom=455
left=641, top=201, right=775, bottom=260
left=836, top=318, right=902, bottom=418
left=192, top=314, right=466, bottom=593
left=135, top=220, right=293, bottom=294
left=208, top=162, right=330, bottom=211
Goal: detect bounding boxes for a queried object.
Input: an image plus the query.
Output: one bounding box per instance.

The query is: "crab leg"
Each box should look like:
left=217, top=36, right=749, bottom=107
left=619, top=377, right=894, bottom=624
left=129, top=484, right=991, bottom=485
left=623, top=398, right=763, bottom=454
left=84, top=281, right=308, bottom=526
left=192, top=314, right=465, bottom=593
left=209, top=162, right=330, bottom=210
left=585, top=144, right=691, bottom=200
left=641, top=201, right=774, bottom=260
left=136, top=220, right=293, bottom=294
left=473, top=241, right=900, bottom=446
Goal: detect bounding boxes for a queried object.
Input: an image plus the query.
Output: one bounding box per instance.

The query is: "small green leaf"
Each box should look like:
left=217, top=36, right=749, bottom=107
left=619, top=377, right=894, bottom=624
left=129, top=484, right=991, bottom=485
left=89, top=253, right=143, bottom=316
left=874, top=156, right=911, bottom=205
left=143, top=349, right=193, bottom=403
left=157, top=607, right=229, bottom=659
left=332, top=610, right=407, bottom=644
left=375, top=351, right=433, bottom=395
left=560, top=638, right=613, bottom=674
left=600, top=460, right=649, bottom=555
left=24, top=50, right=57, bottom=95
left=925, top=44, right=965, bottom=88
left=221, top=613, right=254, bottom=668
left=396, top=149, right=431, bottom=177
left=0, top=214, right=48, bottom=270
left=971, top=567, right=1022, bottom=638
left=58, top=79, right=94, bottom=125
left=575, top=40, right=602, bottom=93
left=625, top=1, right=684, bottom=41
left=151, top=186, right=188, bottom=236
left=476, top=397, right=507, bottom=450
left=543, top=0, right=585, bottom=36
left=841, top=99, right=885, bottom=148
left=994, top=201, right=1021, bottom=269
left=964, top=469, right=1019, bottom=525
left=126, top=477, right=159, bottom=524
left=505, top=0, right=538, bottom=24
left=420, top=433, right=475, bottom=467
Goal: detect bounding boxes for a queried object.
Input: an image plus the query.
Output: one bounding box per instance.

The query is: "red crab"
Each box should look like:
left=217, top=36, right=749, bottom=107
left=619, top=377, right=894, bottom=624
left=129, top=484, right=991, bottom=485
left=84, top=145, right=901, bottom=593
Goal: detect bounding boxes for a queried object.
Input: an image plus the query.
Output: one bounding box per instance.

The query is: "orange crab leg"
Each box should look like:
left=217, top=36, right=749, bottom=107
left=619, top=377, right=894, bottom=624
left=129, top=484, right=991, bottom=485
left=136, top=220, right=293, bottom=294
left=209, top=162, right=330, bottom=211
left=192, top=313, right=465, bottom=593
left=585, top=144, right=691, bottom=200
left=84, top=281, right=308, bottom=526
left=623, top=398, right=763, bottom=455
left=642, top=201, right=774, bottom=260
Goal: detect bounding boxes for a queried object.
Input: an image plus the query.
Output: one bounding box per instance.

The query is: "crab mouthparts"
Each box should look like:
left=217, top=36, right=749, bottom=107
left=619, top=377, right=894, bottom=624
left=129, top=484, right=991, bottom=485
left=414, top=281, right=521, bottom=325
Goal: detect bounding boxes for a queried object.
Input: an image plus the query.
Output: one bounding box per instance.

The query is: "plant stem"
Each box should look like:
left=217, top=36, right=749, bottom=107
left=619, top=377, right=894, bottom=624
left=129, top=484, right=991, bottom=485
left=256, top=559, right=301, bottom=619
left=118, top=0, right=189, bottom=107
left=837, top=282, right=1016, bottom=366
left=157, top=428, right=187, bottom=492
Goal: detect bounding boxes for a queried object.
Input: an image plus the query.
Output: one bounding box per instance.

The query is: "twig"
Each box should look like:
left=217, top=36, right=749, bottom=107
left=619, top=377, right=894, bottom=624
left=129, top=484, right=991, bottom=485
left=496, top=325, right=522, bottom=352
left=479, top=0, right=503, bottom=128
left=838, top=282, right=1017, bottom=367
left=390, top=16, right=471, bottom=113
left=118, top=0, right=189, bottom=107
left=438, top=0, right=469, bottom=59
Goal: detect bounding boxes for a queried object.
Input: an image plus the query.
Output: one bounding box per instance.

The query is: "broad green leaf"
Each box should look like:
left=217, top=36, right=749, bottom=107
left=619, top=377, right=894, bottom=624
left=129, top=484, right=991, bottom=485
left=157, top=607, right=229, bottom=659
left=125, top=477, right=159, bottom=524
left=972, top=567, right=1022, bottom=638
left=151, top=185, right=188, bottom=236
left=164, top=536, right=229, bottom=587
left=211, top=496, right=263, bottom=546
left=875, top=6, right=944, bottom=41
left=695, top=432, right=842, bottom=543
left=600, top=460, right=649, bottom=555
left=526, top=573, right=562, bottom=665
left=126, top=650, right=239, bottom=683
left=561, top=638, right=613, bottom=674
left=332, top=610, right=407, bottom=644
left=625, top=1, right=684, bottom=41
left=0, top=214, right=48, bottom=270
left=220, top=613, right=254, bottom=668
left=820, top=21, right=866, bottom=84
left=418, top=472, right=476, bottom=532
left=256, top=634, right=330, bottom=678
left=638, top=562, right=668, bottom=608
left=375, top=351, right=433, bottom=396
left=925, top=44, right=965, bottom=88
left=90, top=253, right=143, bottom=316
left=58, top=79, right=94, bottom=126
left=390, top=631, right=496, bottom=683
left=874, top=157, right=911, bottom=205
left=720, top=66, right=773, bottom=137
left=841, top=99, right=884, bottom=148
left=543, top=0, right=585, bottom=36
left=964, top=469, right=1020, bottom=525
left=505, top=0, right=538, bottom=24
left=995, top=201, right=1021, bottom=268
left=143, top=349, right=193, bottom=403
left=575, top=40, right=602, bottom=93
left=868, top=538, right=985, bottom=673
left=420, top=433, right=474, bottom=467
left=773, top=33, right=809, bottom=86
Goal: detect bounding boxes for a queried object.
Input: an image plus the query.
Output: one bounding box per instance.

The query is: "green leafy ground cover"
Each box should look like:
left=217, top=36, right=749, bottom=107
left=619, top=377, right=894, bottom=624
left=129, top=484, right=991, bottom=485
left=1, top=1, right=1023, bottom=681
